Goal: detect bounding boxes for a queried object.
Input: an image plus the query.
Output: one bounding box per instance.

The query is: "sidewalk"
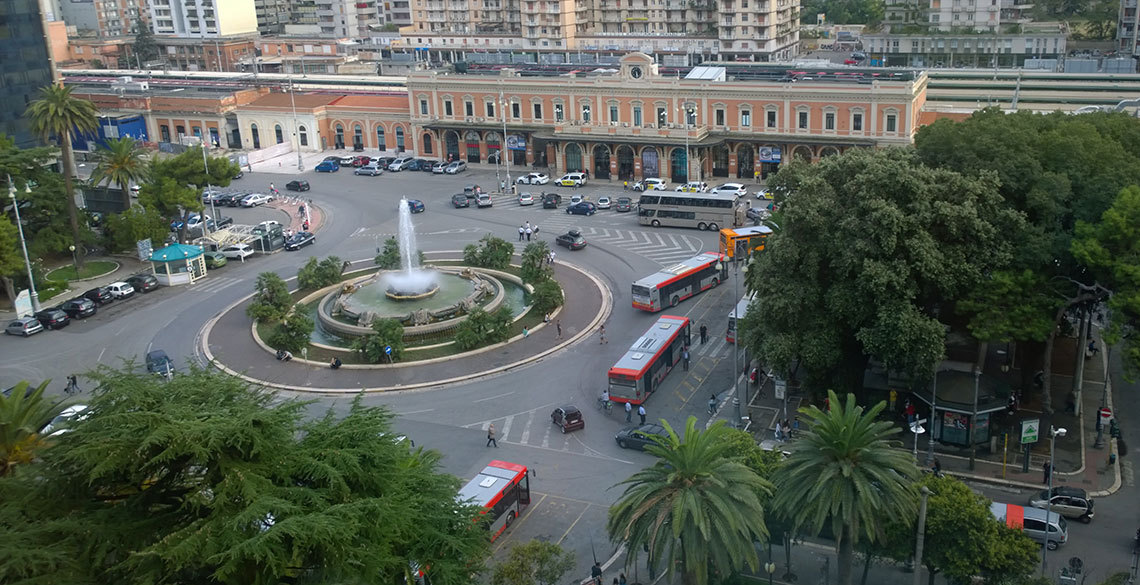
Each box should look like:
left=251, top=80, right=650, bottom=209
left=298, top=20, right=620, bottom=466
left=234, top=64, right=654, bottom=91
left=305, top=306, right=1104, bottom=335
left=0, top=255, right=150, bottom=321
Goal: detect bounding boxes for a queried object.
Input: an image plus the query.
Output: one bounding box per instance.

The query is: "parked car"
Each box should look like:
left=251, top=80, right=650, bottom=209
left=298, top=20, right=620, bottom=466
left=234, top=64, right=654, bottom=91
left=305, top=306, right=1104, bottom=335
left=145, top=349, right=175, bottom=376
left=555, top=229, right=587, bottom=250
left=710, top=182, right=748, bottom=197
left=171, top=214, right=209, bottom=231
left=240, top=193, right=272, bottom=207
left=558, top=172, right=588, bottom=187
left=596, top=196, right=612, bottom=209
left=221, top=243, right=255, bottom=259
left=316, top=160, right=340, bottom=173
left=232, top=170, right=244, bottom=179
left=542, top=193, right=562, bottom=208
left=201, top=190, right=225, bottom=203
left=517, top=172, right=550, bottom=185
left=675, top=181, right=709, bottom=193
left=34, top=308, right=70, bottom=330
left=254, top=220, right=283, bottom=235
left=376, top=157, right=397, bottom=168
left=570, top=194, right=585, bottom=206
left=284, top=231, right=316, bottom=251
left=615, top=423, right=670, bottom=450
left=58, top=298, right=97, bottom=319
left=404, top=159, right=425, bottom=171
left=322, top=156, right=342, bottom=163
left=476, top=192, right=493, bottom=208
left=566, top=202, right=596, bottom=216
left=633, top=178, right=667, bottom=191
left=216, top=193, right=244, bottom=207
left=82, top=286, right=114, bottom=306
left=286, top=179, right=310, bottom=191
left=126, top=273, right=158, bottom=293
left=204, top=251, right=228, bottom=269
left=41, top=404, right=89, bottom=436
left=451, top=193, right=470, bottom=208
left=615, top=196, right=633, bottom=212
left=338, top=155, right=356, bottom=165
left=6, top=317, right=44, bottom=337
left=406, top=199, right=425, bottom=213
left=518, top=192, right=535, bottom=206
left=1029, top=486, right=1094, bottom=523
left=445, top=160, right=467, bottom=174
left=746, top=207, right=770, bottom=224
left=388, top=156, right=415, bottom=171
left=463, top=184, right=482, bottom=198
left=352, top=155, right=372, bottom=167
left=419, top=160, right=439, bottom=172
left=355, top=163, right=383, bottom=176
left=432, top=161, right=449, bottom=173
left=106, top=281, right=135, bottom=300
left=550, top=406, right=585, bottom=433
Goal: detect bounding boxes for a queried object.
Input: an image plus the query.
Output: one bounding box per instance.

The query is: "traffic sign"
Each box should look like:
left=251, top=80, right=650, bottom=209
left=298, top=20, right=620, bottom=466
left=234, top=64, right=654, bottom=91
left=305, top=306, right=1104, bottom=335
left=384, top=345, right=392, bottom=355
left=1021, top=418, right=1040, bottom=444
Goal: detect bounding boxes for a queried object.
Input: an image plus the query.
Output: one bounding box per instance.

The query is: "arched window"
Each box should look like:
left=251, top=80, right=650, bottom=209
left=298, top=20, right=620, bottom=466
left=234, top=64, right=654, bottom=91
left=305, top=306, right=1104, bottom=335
left=422, top=133, right=433, bottom=154
left=395, top=127, right=405, bottom=152
left=250, top=123, right=260, bottom=149
left=334, top=124, right=344, bottom=148
left=274, top=124, right=284, bottom=144
left=353, top=124, right=363, bottom=148
left=298, top=125, right=308, bottom=146
left=376, top=126, right=386, bottom=149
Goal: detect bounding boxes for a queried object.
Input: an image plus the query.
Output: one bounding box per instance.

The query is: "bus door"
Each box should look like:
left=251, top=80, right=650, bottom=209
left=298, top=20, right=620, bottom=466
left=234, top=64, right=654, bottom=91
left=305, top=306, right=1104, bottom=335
left=517, top=473, right=531, bottom=505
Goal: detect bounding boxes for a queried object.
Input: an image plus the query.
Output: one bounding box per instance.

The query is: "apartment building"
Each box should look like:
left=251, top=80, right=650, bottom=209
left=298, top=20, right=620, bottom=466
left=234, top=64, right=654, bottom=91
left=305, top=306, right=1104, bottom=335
left=1120, top=0, right=1140, bottom=55
left=57, top=0, right=147, bottom=37
left=254, top=0, right=292, bottom=33
left=148, top=0, right=258, bottom=36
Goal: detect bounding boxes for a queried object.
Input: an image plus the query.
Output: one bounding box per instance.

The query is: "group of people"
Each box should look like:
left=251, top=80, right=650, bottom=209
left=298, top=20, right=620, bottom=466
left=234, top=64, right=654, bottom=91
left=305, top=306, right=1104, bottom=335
left=774, top=417, right=797, bottom=442
left=517, top=221, right=540, bottom=241
left=590, top=562, right=627, bottom=585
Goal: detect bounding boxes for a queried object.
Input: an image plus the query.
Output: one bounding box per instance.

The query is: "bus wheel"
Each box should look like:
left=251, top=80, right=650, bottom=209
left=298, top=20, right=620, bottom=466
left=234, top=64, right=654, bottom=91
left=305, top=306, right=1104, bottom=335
left=671, top=295, right=680, bottom=307
left=697, top=222, right=707, bottom=230
left=651, top=220, right=661, bottom=227
left=506, top=511, right=517, bottom=527
left=708, top=223, right=719, bottom=231
left=711, top=278, right=719, bottom=287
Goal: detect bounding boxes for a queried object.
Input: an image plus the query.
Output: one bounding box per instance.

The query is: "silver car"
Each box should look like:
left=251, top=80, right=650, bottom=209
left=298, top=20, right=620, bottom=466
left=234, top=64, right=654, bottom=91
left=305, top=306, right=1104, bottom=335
left=5, top=317, right=44, bottom=337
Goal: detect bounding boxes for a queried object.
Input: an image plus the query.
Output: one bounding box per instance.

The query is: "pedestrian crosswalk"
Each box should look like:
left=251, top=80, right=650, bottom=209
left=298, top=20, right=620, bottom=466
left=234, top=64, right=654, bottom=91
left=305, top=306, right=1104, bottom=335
left=187, top=276, right=244, bottom=294
left=464, top=408, right=613, bottom=458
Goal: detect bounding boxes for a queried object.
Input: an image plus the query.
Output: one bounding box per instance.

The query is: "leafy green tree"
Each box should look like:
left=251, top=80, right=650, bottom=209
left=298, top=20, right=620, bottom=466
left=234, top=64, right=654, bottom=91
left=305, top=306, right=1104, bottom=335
left=530, top=280, right=563, bottom=316
left=102, top=205, right=168, bottom=254
left=0, top=368, right=490, bottom=584
left=520, top=241, right=552, bottom=284
left=267, top=308, right=314, bottom=353
left=0, top=215, right=22, bottom=302
left=141, top=147, right=239, bottom=243
left=26, top=84, right=98, bottom=269
left=454, top=307, right=513, bottom=350
left=138, top=176, right=201, bottom=244
left=491, top=540, right=575, bottom=585
left=0, top=380, right=66, bottom=476
left=608, top=417, right=772, bottom=585
left=90, top=136, right=149, bottom=209
left=353, top=319, right=406, bottom=363
left=800, top=0, right=884, bottom=24
left=742, top=148, right=1019, bottom=391
left=463, top=235, right=513, bottom=269
left=771, top=391, right=918, bottom=585
left=0, top=137, right=80, bottom=259
left=131, top=17, right=159, bottom=64
left=246, top=272, right=293, bottom=323
left=297, top=256, right=344, bottom=290
left=375, top=237, right=401, bottom=269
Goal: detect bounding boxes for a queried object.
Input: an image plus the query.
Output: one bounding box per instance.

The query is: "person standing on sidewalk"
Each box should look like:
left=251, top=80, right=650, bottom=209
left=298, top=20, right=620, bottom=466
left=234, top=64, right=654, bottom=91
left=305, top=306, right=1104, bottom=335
left=625, top=401, right=632, bottom=422
left=1043, top=461, right=1051, bottom=484
left=487, top=424, right=498, bottom=448
left=699, top=324, right=708, bottom=344
left=638, top=404, right=646, bottom=424
left=682, top=347, right=690, bottom=371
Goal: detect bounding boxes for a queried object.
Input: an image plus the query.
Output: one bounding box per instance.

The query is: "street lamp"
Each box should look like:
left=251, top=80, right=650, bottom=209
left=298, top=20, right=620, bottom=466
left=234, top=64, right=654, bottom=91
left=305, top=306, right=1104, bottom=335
left=1041, top=426, right=1066, bottom=576
left=717, top=240, right=748, bottom=428
left=68, top=245, right=78, bottom=277
left=926, top=368, right=939, bottom=465
left=969, top=367, right=980, bottom=470
left=7, top=175, right=39, bottom=312
left=678, top=103, right=695, bottom=183
left=499, top=90, right=512, bottom=191
left=289, top=76, right=305, bottom=172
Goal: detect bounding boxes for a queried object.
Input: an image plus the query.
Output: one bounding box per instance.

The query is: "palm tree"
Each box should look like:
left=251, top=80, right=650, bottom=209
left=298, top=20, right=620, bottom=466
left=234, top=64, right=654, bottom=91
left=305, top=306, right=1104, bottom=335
left=771, top=391, right=919, bottom=585
left=90, top=136, right=149, bottom=209
left=26, top=84, right=99, bottom=270
left=607, top=417, right=772, bottom=585
left=0, top=380, right=68, bottom=476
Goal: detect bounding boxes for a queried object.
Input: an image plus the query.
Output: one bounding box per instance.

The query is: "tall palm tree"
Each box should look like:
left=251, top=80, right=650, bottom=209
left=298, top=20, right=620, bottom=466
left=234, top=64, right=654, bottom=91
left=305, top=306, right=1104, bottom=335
left=771, top=391, right=919, bottom=585
left=607, top=417, right=772, bottom=585
left=0, top=380, right=68, bottom=476
left=26, top=84, right=99, bottom=270
left=90, top=136, right=149, bottom=209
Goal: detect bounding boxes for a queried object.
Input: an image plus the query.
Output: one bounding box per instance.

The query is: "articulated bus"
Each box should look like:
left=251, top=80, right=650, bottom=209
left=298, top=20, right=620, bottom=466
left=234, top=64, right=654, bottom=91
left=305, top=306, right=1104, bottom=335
left=457, top=460, right=531, bottom=542
left=637, top=192, right=742, bottom=231
left=608, top=315, right=692, bottom=405
left=719, top=225, right=773, bottom=260
left=632, top=252, right=728, bottom=311
left=726, top=294, right=753, bottom=344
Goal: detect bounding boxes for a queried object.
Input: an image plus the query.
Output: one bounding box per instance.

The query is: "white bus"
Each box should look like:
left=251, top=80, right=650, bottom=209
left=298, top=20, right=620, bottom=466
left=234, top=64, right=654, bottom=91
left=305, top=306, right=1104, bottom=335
left=637, top=192, right=742, bottom=231
left=726, top=294, right=753, bottom=344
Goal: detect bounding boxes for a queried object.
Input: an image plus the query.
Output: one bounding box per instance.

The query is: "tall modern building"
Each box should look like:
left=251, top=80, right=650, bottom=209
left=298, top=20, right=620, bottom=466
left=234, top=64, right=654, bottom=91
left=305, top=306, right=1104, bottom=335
left=148, top=0, right=258, bottom=36
left=1120, top=0, right=1140, bottom=55
left=0, top=0, right=56, bottom=148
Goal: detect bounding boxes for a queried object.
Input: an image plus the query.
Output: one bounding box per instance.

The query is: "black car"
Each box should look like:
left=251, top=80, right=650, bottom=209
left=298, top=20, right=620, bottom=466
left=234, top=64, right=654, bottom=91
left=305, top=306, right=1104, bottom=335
left=542, top=193, right=562, bottom=208
left=402, top=159, right=422, bottom=171
left=58, top=298, right=97, bottom=319
left=377, top=157, right=396, bottom=168
left=555, top=229, right=587, bottom=250
left=322, top=155, right=342, bottom=163
left=233, top=170, right=244, bottom=180
left=463, top=184, right=482, bottom=198
left=216, top=192, right=244, bottom=207
left=284, top=231, right=316, bottom=251
left=286, top=180, right=310, bottom=192
left=34, top=308, right=70, bottom=330
left=615, top=423, right=670, bottom=450
left=146, top=349, right=175, bottom=376
left=566, top=202, right=597, bottom=216
left=615, top=197, right=633, bottom=212
left=452, top=193, right=470, bottom=208
left=418, top=159, right=437, bottom=172
left=82, top=286, right=114, bottom=306
left=126, top=273, right=159, bottom=293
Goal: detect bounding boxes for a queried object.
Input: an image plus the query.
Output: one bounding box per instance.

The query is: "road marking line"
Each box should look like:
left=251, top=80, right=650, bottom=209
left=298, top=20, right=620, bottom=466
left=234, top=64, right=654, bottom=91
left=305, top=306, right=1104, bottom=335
left=501, top=414, right=514, bottom=439
left=395, top=408, right=436, bottom=415
left=520, top=410, right=535, bottom=443
left=474, top=391, right=515, bottom=403
left=556, top=505, right=591, bottom=546
left=541, top=423, right=552, bottom=448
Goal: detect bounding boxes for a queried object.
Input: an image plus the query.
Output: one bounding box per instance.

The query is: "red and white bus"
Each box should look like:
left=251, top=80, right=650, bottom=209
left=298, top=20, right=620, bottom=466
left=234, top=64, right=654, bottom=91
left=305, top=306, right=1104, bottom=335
left=457, top=460, right=531, bottom=542
left=631, top=252, right=728, bottom=312
left=607, top=315, right=692, bottom=405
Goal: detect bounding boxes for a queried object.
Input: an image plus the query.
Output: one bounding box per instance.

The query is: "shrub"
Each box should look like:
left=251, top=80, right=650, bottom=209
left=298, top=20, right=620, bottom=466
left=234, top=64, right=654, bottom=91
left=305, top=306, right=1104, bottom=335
left=298, top=256, right=344, bottom=290
left=267, top=309, right=314, bottom=353
left=246, top=272, right=292, bottom=323
left=352, top=319, right=406, bottom=363
left=375, top=237, right=401, bottom=269
left=530, top=280, right=563, bottom=315
left=454, top=307, right=513, bottom=350
left=464, top=235, right=513, bottom=269
left=520, top=241, right=552, bottom=284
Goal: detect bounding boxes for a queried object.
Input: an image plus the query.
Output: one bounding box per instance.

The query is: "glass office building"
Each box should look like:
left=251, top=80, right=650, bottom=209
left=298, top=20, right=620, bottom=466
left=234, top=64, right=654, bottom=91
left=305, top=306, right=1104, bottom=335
left=0, top=0, right=54, bottom=148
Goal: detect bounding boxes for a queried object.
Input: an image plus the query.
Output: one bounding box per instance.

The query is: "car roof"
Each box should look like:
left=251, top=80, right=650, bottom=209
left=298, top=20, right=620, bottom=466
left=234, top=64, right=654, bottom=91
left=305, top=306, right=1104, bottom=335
left=146, top=349, right=169, bottom=360
left=1048, top=486, right=1089, bottom=498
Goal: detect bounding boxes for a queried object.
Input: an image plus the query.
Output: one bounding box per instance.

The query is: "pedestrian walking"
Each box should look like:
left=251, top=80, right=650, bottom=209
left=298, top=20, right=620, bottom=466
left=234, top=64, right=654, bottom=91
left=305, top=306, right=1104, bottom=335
left=775, top=421, right=784, bottom=442
left=556, top=320, right=563, bottom=339
left=623, top=181, right=629, bottom=190
left=525, top=226, right=533, bottom=241
left=619, top=573, right=627, bottom=585
left=792, top=416, right=800, bottom=437
left=1043, top=461, right=1051, bottom=485
left=931, top=458, right=943, bottom=477
left=599, top=324, right=607, bottom=344
left=518, top=225, right=525, bottom=241
left=303, top=220, right=310, bottom=231
left=65, top=375, right=79, bottom=395
left=590, top=562, right=603, bottom=585
left=533, top=224, right=540, bottom=237
left=699, top=324, right=708, bottom=344
left=522, top=326, right=529, bottom=337
left=625, top=401, right=632, bottom=422
left=548, top=250, right=556, bottom=265
left=682, top=347, right=690, bottom=371
left=638, top=404, right=647, bottom=424
left=487, top=424, right=498, bottom=448
left=707, top=393, right=717, bottom=415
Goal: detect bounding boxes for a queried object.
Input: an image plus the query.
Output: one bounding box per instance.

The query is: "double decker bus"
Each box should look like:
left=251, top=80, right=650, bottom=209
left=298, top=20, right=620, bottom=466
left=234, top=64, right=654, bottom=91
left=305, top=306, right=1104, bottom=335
left=719, top=225, right=772, bottom=260
left=457, top=460, right=531, bottom=541
left=726, top=294, right=753, bottom=344
left=632, top=252, right=727, bottom=311
left=608, top=315, right=692, bottom=405
left=637, top=192, right=742, bottom=231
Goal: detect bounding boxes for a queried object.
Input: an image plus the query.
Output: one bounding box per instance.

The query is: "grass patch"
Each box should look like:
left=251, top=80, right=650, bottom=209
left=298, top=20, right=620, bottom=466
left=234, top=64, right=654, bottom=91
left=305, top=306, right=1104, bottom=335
left=37, top=283, right=70, bottom=302
left=46, top=260, right=118, bottom=281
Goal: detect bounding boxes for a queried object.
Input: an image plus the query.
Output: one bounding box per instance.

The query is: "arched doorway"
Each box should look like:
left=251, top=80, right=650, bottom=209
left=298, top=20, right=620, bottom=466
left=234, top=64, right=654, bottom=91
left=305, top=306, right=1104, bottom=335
left=334, top=124, right=344, bottom=149
left=251, top=123, right=260, bottom=149
left=592, top=145, right=610, bottom=179
left=422, top=133, right=433, bottom=155
left=445, top=131, right=460, bottom=161
left=617, top=145, right=635, bottom=180
left=670, top=148, right=687, bottom=183
left=353, top=124, right=363, bottom=150
left=792, top=145, right=812, bottom=162
left=377, top=126, right=386, bottom=150
left=736, top=145, right=754, bottom=179
left=641, top=147, right=659, bottom=178
left=564, top=143, right=583, bottom=173
left=396, top=127, right=406, bottom=152
left=464, top=130, right=481, bottom=163
left=712, top=145, right=729, bottom=177
left=486, top=132, right=501, bottom=164
left=819, top=146, right=840, bottom=158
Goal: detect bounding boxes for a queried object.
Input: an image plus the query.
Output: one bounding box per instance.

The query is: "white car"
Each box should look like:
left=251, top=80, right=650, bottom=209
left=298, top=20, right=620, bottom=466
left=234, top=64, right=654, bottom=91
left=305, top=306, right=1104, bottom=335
left=255, top=220, right=283, bottom=234
left=634, top=178, right=667, bottom=191
left=106, top=281, right=135, bottom=300
left=517, top=172, right=550, bottom=185
left=221, top=243, right=254, bottom=259
left=476, top=192, right=493, bottom=208
left=518, top=192, right=535, bottom=206
left=41, top=404, right=89, bottom=436
left=570, top=194, right=584, bottom=205
left=240, top=193, right=272, bottom=207
left=596, top=196, right=612, bottom=209
left=675, top=181, right=709, bottom=193
left=756, top=188, right=774, bottom=200
left=445, top=160, right=467, bottom=174
left=710, top=183, right=748, bottom=198
left=558, top=172, right=588, bottom=187
left=185, top=214, right=211, bottom=230
left=338, top=155, right=356, bottom=165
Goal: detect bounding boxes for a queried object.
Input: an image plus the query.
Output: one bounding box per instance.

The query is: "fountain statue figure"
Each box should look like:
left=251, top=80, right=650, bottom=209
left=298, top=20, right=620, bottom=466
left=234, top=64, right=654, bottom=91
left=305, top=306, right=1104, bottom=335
left=383, top=198, right=440, bottom=299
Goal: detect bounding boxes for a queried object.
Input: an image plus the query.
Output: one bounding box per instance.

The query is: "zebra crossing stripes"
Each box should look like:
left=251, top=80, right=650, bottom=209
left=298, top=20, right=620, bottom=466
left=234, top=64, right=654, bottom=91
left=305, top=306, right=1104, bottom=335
left=466, top=408, right=618, bottom=459
left=187, top=276, right=244, bottom=294
left=584, top=228, right=703, bottom=264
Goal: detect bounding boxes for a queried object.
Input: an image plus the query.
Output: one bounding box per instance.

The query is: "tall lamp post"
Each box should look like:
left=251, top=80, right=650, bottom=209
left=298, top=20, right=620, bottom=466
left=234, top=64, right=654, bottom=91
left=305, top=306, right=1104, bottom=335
left=1041, top=426, right=1067, bottom=576
left=926, top=368, right=939, bottom=465
left=500, top=91, right=512, bottom=191
left=717, top=239, right=749, bottom=428
left=7, top=176, right=39, bottom=312
left=289, top=76, right=305, bottom=172
left=679, top=103, right=695, bottom=184
left=68, top=245, right=78, bottom=276
left=969, top=367, right=980, bottom=470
